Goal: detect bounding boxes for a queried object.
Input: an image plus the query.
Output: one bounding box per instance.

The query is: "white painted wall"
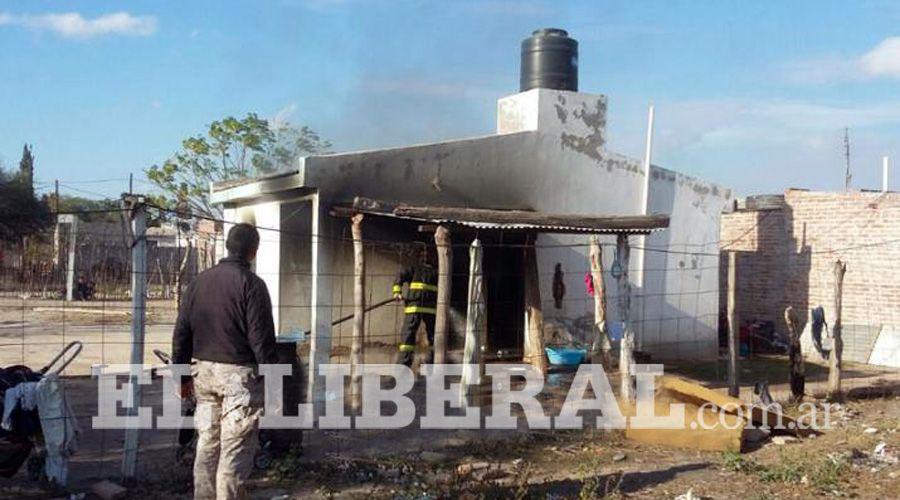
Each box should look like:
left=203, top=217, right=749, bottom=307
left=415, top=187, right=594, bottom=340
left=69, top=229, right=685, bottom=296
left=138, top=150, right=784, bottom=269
left=222, top=202, right=282, bottom=331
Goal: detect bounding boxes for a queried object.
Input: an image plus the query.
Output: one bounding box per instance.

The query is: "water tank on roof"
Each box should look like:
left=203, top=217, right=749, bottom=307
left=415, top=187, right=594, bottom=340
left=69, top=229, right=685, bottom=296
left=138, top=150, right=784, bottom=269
left=520, top=28, right=578, bottom=92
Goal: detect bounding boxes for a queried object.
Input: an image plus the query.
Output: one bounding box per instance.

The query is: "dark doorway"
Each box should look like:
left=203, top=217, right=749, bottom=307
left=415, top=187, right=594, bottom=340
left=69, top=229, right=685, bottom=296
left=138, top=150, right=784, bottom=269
left=447, top=231, right=527, bottom=356
left=483, top=232, right=526, bottom=354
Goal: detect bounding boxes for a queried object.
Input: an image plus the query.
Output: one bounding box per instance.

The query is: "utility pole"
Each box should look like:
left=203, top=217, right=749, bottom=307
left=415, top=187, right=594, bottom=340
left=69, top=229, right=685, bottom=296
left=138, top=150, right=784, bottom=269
left=122, top=194, right=147, bottom=481
left=635, top=104, right=655, bottom=352
left=129, top=173, right=133, bottom=195
left=64, top=215, right=78, bottom=302
left=54, top=180, right=60, bottom=212
left=844, top=127, right=852, bottom=191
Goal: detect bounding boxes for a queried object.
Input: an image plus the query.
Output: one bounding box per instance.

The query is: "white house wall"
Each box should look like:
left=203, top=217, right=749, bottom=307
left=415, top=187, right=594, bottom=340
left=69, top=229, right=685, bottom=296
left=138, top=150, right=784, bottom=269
left=222, top=203, right=283, bottom=330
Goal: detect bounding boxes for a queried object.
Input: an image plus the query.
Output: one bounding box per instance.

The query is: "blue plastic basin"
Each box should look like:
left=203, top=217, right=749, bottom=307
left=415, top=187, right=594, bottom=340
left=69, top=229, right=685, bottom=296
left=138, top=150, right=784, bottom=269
left=545, top=346, right=586, bottom=366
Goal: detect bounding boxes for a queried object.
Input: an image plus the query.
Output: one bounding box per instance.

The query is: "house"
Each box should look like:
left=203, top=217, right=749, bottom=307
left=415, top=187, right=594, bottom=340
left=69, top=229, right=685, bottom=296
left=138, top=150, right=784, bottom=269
left=210, top=29, right=734, bottom=402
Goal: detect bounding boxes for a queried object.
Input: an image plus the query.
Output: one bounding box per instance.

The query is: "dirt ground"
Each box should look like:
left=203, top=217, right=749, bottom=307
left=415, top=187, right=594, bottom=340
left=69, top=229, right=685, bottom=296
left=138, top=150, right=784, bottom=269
left=0, top=358, right=897, bottom=499
left=126, top=392, right=898, bottom=500
left=241, top=395, right=898, bottom=500
left=0, top=298, right=179, bottom=375
left=1, top=301, right=898, bottom=498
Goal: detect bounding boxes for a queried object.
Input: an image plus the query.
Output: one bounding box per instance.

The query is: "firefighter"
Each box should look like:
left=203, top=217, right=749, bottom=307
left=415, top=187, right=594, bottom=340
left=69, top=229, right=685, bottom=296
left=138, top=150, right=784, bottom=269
left=393, top=246, right=438, bottom=366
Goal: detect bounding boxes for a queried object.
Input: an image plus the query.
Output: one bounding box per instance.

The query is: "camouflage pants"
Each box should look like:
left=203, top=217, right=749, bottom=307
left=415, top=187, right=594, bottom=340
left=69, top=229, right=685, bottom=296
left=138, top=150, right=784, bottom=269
left=192, top=360, right=263, bottom=500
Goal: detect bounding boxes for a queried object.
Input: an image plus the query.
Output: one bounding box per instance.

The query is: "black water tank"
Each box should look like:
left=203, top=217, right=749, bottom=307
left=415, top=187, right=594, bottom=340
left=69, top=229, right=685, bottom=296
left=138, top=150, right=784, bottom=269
left=520, top=28, right=578, bottom=92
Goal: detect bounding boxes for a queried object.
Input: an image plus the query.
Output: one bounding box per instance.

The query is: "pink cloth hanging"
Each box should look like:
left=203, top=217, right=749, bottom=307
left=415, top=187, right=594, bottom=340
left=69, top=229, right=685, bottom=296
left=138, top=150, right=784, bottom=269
left=584, top=272, right=595, bottom=296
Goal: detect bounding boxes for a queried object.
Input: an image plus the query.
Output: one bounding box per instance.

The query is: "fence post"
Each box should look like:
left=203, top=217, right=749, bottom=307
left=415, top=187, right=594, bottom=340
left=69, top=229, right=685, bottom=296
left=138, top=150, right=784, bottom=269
left=64, top=215, right=78, bottom=302
left=523, top=237, right=547, bottom=375
left=827, top=260, right=846, bottom=401
left=616, top=234, right=635, bottom=403
left=350, top=213, right=365, bottom=411
left=589, top=236, right=611, bottom=367
left=433, top=225, right=451, bottom=365
left=727, top=250, right=739, bottom=398
left=122, top=198, right=147, bottom=481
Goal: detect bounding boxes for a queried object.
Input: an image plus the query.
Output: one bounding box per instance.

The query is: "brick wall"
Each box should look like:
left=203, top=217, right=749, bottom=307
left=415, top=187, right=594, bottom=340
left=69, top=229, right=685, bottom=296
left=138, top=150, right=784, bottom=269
left=720, top=189, right=900, bottom=337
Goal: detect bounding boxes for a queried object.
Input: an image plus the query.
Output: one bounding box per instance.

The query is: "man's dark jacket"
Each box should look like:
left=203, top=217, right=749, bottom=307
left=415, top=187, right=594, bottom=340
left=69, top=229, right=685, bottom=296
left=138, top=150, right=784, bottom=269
left=172, top=256, right=278, bottom=366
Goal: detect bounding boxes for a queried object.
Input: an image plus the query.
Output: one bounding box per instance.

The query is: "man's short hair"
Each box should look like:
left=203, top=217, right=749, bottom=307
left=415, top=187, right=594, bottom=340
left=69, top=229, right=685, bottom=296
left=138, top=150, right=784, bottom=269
left=226, top=223, right=260, bottom=260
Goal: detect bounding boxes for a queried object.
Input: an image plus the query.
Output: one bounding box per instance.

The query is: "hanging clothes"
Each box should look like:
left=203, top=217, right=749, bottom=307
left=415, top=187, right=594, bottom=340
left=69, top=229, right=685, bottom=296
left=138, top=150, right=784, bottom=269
left=810, top=306, right=828, bottom=360
left=2, top=381, right=39, bottom=431
left=552, top=263, right=566, bottom=309
left=35, top=374, right=80, bottom=486
left=584, top=272, right=595, bottom=297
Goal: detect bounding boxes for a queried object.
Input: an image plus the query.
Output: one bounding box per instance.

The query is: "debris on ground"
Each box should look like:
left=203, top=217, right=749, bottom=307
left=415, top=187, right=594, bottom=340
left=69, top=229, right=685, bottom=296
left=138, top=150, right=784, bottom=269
left=831, top=403, right=860, bottom=425
left=863, top=427, right=878, bottom=434
left=743, top=427, right=771, bottom=443
left=872, top=442, right=897, bottom=465
left=90, top=480, right=127, bottom=500
left=771, top=436, right=799, bottom=445
left=612, top=452, right=627, bottom=462
left=456, top=461, right=490, bottom=477
left=674, top=488, right=700, bottom=500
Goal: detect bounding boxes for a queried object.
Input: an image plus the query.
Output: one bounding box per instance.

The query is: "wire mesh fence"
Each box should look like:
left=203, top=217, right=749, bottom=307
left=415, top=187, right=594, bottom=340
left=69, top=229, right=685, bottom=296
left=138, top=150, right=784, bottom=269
left=0, top=204, right=897, bottom=488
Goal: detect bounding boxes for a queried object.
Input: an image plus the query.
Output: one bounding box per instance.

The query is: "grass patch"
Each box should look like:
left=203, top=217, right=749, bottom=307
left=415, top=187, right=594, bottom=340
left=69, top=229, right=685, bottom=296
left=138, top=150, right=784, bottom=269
left=721, top=450, right=851, bottom=494
left=807, top=453, right=849, bottom=493
left=757, top=452, right=804, bottom=484
left=576, top=457, right=623, bottom=500
left=722, top=450, right=760, bottom=473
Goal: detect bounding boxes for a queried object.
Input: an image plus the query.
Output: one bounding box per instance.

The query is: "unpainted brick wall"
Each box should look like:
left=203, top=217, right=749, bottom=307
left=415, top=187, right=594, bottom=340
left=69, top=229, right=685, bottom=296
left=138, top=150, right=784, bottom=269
left=720, top=189, right=900, bottom=337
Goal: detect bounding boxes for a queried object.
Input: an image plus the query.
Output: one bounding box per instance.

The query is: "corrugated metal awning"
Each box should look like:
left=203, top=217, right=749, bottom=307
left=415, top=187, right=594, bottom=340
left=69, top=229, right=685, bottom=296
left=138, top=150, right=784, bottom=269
left=331, top=197, right=669, bottom=235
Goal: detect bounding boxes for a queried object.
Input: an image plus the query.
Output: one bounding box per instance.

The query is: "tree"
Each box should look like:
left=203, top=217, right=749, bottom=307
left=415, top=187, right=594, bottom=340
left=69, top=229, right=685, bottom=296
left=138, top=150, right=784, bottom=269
left=51, top=195, right=120, bottom=222
left=145, top=114, right=331, bottom=218
left=0, top=166, right=51, bottom=243
left=19, top=144, right=34, bottom=193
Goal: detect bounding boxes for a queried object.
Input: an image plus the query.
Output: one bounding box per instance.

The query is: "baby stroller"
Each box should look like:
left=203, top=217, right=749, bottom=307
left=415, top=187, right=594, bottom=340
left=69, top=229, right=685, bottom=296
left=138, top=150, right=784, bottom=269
left=0, top=341, right=83, bottom=482
left=152, top=349, right=301, bottom=470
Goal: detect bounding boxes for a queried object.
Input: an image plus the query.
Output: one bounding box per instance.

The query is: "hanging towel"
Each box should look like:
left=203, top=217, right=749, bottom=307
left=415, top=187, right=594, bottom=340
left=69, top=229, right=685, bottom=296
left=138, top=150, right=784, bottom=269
left=35, top=374, right=80, bottom=486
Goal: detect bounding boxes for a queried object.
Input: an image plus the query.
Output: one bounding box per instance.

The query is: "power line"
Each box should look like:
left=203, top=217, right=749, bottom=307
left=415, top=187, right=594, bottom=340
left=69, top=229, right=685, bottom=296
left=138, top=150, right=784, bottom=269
left=57, top=183, right=122, bottom=199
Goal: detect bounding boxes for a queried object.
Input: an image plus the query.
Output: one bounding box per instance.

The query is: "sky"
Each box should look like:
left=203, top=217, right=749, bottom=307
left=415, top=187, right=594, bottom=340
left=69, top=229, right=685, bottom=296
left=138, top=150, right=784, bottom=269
left=2, top=0, right=900, bottom=199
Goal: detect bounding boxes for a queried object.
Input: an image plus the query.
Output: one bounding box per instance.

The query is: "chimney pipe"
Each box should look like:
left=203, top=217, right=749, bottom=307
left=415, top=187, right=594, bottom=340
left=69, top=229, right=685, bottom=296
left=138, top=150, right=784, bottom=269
left=520, top=28, right=578, bottom=92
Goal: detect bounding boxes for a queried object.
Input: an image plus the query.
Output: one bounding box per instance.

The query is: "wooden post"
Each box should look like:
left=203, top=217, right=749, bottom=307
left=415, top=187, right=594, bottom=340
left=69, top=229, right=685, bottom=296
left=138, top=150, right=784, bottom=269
left=350, top=213, right=365, bottom=410
left=523, top=236, right=547, bottom=375
left=122, top=200, right=147, bottom=481
left=589, top=236, right=611, bottom=367
left=433, top=225, right=451, bottom=364
left=727, top=251, right=739, bottom=398
left=827, top=260, right=846, bottom=401
left=460, top=239, right=486, bottom=403
left=616, top=234, right=635, bottom=403
left=784, top=306, right=805, bottom=401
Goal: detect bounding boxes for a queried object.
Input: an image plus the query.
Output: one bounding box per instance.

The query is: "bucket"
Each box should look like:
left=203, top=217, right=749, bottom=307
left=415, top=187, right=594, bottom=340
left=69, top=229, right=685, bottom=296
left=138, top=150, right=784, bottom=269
left=545, top=346, right=586, bottom=366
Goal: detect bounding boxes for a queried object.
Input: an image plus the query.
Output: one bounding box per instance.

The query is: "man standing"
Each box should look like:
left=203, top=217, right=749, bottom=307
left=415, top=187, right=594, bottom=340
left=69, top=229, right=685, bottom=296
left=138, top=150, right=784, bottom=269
left=393, top=247, right=438, bottom=367
left=172, top=223, right=277, bottom=500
